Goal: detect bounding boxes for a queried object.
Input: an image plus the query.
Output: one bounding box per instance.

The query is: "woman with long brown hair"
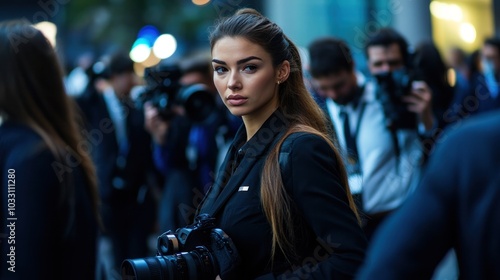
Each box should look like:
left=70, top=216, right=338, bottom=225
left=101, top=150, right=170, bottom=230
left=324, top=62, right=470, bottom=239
left=0, top=20, right=100, bottom=279
left=199, top=8, right=367, bottom=279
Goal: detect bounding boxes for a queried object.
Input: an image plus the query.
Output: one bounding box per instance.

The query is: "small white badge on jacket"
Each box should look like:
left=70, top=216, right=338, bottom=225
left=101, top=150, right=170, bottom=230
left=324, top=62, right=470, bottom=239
left=238, top=186, right=249, bottom=192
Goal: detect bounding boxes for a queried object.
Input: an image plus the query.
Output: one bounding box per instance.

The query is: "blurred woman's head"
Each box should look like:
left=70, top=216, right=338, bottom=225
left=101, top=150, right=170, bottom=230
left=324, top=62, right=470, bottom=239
left=0, top=19, right=100, bottom=223
left=0, top=20, right=68, bottom=126
left=413, top=41, right=454, bottom=112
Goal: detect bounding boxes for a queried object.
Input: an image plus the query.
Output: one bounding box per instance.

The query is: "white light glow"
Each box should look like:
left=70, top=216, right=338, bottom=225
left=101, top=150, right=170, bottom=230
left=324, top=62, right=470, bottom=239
left=153, top=34, right=177, bottom=59
left=34, top=21, right=57, bottom=47
left=130, top=43, right=151, bottom=63
left=460, top=22, right=476, bottom=43
left=430, top=1, right=463, bottom=22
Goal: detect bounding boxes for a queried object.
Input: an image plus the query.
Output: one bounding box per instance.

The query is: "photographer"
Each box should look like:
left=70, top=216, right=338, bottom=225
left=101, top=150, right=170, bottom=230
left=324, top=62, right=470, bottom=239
left=144, top=55, right=239, bottom=234
left=198, top=8, right=367, bottom=279
left=123, top=9, right=367, bottom=280
left=308, top=29, right=434, bottom=240
left=76, top=52, right=157, bottom=278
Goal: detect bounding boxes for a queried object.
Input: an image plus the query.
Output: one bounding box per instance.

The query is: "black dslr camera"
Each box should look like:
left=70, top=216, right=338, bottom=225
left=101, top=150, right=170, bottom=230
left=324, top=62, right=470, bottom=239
left=138, top=64, right=216, bottom=123
left=373, top=69, right=418, bottom=130
left=121, top=214, right=240, bottom=280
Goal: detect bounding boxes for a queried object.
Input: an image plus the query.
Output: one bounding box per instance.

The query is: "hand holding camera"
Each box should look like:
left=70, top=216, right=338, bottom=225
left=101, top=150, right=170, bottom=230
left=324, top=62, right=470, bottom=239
left=121, top=214, right=240, bottom=280
left=144, top=102, right=170, bottom=145
left=374, top=70, right=435, bottom=131
left=402, top=81, right=435, bottom=131
left=137, top=64, right=216, bottom=123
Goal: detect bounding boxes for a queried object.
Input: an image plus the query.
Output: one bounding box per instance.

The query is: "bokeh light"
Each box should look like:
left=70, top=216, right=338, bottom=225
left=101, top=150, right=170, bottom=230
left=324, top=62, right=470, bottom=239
left=138, top=25, right=160, bottom=46
left=130, top=38, right=151, bottom=63
left=153, top=34, right=177, bottom=59
left=459, top=22, right=476, bottom=43
left=192, top=0, right=211, bottom=6
left=430, top=2, right=463, bottom=22
left=34, top=21, right=57, bottom=47
left=142, top=51, right=162, bottom=68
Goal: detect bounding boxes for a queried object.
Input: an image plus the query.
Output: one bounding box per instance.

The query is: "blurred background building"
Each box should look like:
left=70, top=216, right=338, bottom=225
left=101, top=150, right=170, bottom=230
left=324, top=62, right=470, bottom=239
left=0, top=0, right=498, bottom=78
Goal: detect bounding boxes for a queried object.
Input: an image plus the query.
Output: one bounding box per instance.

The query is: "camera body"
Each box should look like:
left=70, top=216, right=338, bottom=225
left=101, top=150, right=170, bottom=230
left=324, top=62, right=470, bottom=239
left=374, top=69, right=418, bottom=130
left=138, top=64, right=216, bottom=123
left=122, top=214, right=240, bottom=280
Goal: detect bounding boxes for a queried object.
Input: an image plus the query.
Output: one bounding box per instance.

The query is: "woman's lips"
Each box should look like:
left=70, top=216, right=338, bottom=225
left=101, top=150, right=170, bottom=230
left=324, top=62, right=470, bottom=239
left=227, top=94, right=248, bottom=106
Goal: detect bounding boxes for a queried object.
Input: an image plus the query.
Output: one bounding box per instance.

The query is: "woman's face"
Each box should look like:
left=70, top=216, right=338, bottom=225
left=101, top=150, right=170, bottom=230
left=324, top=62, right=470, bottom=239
left=211, top=36, right=281, bottom=119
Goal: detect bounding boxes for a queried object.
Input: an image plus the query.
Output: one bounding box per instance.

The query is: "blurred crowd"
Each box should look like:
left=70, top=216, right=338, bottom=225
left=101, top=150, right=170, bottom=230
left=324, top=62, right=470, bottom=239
left=1, top=8, right=500, bottom=280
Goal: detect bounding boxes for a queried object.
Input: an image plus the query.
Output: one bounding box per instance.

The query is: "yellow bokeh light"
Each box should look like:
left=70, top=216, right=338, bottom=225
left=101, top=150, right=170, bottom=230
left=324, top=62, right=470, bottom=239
left=134, top=63, right=146, bottom=78
left=141, top=52, right=162, bottom=68
left=447, top=68, right=456, bottom=87
left=192, top=0, right=211, bottom=6
left=430, top=1, right=463, bottom=22
left=459, top=22, right=477, bottom=43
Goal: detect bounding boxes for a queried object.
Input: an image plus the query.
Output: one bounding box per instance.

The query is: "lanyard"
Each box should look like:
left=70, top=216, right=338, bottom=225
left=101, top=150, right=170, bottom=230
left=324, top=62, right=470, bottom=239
left=350, top=101, right=367, bottom=143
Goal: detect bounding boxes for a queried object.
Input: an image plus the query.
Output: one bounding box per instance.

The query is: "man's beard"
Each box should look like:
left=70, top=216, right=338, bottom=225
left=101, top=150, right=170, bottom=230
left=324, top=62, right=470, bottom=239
left=333, top=86, right=361, bottom=106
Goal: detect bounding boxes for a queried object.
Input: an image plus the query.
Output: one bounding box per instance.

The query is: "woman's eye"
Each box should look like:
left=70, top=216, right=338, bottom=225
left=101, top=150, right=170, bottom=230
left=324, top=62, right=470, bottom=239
left=242, top=65, right=257, bottom=73
left=214, top=66, right=227, bottom=74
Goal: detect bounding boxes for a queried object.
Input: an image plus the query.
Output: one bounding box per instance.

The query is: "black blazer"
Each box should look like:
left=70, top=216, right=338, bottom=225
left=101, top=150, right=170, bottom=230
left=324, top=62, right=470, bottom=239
left=357, top=111, right=500, bottom=280
left=200, top=110, right=367, bottom=279
left=0, top=121, right=97, bottom=279
left=75, top=89, right=153, bottom=204
left=448, top=72, right=500, bottom=120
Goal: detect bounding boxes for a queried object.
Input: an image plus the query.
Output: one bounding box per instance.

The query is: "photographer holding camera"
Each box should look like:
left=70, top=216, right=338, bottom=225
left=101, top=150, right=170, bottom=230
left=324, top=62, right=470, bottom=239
left=124, top=8, right=368, bottom=280
left=308, top=28, right=435, bottom=240
left=199, top=8, right=367, bottom=279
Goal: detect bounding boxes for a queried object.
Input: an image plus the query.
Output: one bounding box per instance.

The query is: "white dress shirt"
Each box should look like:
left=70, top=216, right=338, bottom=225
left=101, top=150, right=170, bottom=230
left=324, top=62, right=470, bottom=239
left=327, top=80, right=422, bottom=214
left=103, top=87, right=129, bottom=155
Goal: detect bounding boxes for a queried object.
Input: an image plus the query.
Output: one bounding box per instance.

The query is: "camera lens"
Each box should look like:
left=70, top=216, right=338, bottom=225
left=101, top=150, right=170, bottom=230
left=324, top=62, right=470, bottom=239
left=121, top=247, right=218, bottom=280
left=122, top=255, right=177, bottom=280
left=157, top=233, right=180, bottom=255
left=178, top=84, right=216, bottom=123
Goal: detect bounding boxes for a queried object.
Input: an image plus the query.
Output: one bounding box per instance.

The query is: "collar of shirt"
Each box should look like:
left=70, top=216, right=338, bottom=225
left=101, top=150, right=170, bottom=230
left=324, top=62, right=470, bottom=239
left=230, top=109, right=288, bottom=159
left=103, top=87, right=129, bottom=154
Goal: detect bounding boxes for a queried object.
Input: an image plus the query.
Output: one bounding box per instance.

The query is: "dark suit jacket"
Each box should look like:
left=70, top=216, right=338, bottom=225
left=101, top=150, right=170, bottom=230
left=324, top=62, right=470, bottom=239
left=75, top=89, right=153, bottom=204
left=199, top=110, right=367, bottom=279
left=447, top=73, right=500, bottom=122
left=357, top=111, right=500, bottom=280
left=0, top=121, right=97, bottom=279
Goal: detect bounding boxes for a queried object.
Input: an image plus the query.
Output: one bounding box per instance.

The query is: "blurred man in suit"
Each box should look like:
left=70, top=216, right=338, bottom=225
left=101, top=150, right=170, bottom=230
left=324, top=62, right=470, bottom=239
left=76, top=52, right=157, bottom=278
left=448, top=38, right=500, bottom=121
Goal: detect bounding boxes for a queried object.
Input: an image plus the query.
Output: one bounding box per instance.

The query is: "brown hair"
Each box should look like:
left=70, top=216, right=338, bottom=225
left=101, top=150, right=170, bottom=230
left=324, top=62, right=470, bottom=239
left=0, top=20, right=100, bottom=227
left=210, top=8, right=360, bottom=261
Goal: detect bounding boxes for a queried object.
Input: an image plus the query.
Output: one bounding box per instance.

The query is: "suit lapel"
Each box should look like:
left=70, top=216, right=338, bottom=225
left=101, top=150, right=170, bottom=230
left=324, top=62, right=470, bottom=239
left=201, top=110, right=288, bottom=216
left=205, top=151, right=261, bottom=216
left=200, top=127, right=241, bottom=215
